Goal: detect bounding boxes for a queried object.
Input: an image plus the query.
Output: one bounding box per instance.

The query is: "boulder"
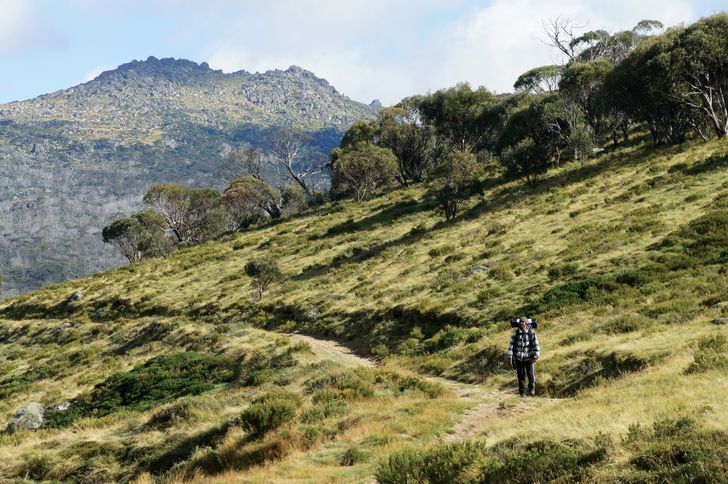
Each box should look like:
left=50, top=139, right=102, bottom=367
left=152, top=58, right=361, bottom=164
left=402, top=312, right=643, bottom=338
left=468, top=265, right=490, bottom=275
left=54, top=401, right=72, bottom=411
left=5, top=402, right=44, bottom=434
left=713, top=318, right=728, bottom=325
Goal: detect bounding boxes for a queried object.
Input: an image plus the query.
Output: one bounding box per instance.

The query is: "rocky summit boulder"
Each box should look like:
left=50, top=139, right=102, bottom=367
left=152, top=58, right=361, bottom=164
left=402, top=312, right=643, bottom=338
left=5, top=402, right=44, bottom=434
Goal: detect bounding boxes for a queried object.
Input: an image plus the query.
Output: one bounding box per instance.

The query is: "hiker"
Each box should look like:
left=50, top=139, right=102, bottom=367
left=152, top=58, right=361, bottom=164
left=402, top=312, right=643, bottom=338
left=507, top=316, right=540, bottom=397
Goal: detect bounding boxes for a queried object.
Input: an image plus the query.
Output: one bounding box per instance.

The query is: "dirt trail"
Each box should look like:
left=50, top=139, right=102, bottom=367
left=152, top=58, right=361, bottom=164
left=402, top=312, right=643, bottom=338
left=287, top=333, right=376, bottom=368
left=286, top=332, right=558, bottom=442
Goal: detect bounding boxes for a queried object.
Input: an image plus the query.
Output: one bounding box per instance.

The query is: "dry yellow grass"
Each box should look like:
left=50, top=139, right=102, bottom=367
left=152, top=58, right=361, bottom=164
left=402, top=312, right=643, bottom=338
left=1, top=136, right=727, bottom=481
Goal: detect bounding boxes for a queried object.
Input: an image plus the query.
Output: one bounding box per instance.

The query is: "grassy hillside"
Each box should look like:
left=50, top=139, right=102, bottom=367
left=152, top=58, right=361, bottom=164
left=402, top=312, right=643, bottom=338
left=1, top=136, right=727, bottom=482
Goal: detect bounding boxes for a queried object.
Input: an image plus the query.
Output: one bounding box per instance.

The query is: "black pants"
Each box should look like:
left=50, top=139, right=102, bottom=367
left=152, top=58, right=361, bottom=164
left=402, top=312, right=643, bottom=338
left=514, top=359, right=535, bottom=395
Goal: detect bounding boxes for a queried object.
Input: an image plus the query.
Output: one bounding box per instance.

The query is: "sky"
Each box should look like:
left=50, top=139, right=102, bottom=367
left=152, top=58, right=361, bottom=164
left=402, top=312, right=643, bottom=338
left=0, top=0, right=725, bottom=106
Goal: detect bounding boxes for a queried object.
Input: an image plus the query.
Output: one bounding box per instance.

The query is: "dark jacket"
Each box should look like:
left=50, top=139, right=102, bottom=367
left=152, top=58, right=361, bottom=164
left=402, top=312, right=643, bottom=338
left=507, top=329, right=540, bottom=361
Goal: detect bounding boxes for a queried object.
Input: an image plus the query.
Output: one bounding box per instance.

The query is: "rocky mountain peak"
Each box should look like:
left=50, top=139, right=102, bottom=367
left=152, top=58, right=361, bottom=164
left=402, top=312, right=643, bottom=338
left=92, top=56, right=228, bottom=85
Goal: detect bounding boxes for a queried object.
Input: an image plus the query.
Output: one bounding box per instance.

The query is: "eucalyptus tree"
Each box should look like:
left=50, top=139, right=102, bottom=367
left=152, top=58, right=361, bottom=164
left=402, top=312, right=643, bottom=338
left=223, top=177, right=282, bottom=229
left=330, top=142, right=398, bottom=201
left=428, top=150, right=482, bottom=221
left=665, top=14, right=728, bottom=138
left=102, top=209, right=170, bottom=263
left=143, top=184, right=228, bottom=244
left=605, top=30, right=695, bottom=145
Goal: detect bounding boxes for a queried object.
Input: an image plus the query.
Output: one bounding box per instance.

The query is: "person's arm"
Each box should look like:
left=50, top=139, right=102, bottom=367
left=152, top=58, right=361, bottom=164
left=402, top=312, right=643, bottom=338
left=507, top=333, right=515, bottom=366
left=532, top=332, right=540, bottom=360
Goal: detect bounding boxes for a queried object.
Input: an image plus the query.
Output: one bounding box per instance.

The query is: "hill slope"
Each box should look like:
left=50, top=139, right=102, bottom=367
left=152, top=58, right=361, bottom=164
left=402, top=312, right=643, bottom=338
left=0, top=57, right=377, bottom=297
left=1, top=136, right=727, bottom=481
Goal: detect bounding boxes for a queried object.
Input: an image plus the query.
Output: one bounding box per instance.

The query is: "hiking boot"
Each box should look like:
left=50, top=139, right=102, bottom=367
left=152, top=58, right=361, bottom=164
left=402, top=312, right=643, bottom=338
left=529, top=389, right=536, bottom=397
left=519, top=393, right=526, bottom=397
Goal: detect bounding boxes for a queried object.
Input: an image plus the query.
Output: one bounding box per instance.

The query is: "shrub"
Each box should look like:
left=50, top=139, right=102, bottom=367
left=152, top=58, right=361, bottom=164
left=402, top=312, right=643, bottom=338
left=626, top=418, right=728, bottom=482
left=14, top=454, right=56, bottom=481
left=244, top=258, right=283, bottom=300
left=597, top=313, right=651, bottom=334
left=375, top=438, right=608, bottom=484
left=90, top=352, right=233, bottom=414
left=312, top=387, right=346, bottom=405
left=428, top=245, right=455, bottom=257
left=654, top=210, right=728, bottom=267
left=544, top=351, right=649, bottom=397
left=423, top=326, right=468, bottom=353
left=240, top=391, right=301, bottom=436
left=540, top=276, right=618, bottom=309
left=305, top=369, right=375, bottom=400
left=615, top=270, right=652, bottom=287
left=389, top=374, right=445, bottom=398
left=145, top=401, right=194, bottom=429
left=374, top=447, right=424, bottom=484
left=301, top=399, right=348, bottom=423
left=686, top=334, right=728, bottom=373
left=338, top=446, right=368, bottom=466
left=488, top=265, right=514, bottom=282
left=547, top=263, right=579, bottom=281
left=455, top=345, right=511, bottom=379
left=46, top=352, right=234, bottom=427
left=421, top=440, right=488, bottom=483
left=480, top=440, right=607, bottom=483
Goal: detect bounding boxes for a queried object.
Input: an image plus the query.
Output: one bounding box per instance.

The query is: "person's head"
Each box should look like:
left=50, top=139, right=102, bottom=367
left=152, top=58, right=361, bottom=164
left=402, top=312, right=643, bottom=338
left=519, top=316, right=529, bottom=331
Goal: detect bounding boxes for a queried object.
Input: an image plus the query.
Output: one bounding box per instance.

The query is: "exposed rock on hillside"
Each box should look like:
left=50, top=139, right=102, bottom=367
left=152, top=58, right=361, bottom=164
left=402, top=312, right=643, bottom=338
left=5, top=402, right=44, bottom=434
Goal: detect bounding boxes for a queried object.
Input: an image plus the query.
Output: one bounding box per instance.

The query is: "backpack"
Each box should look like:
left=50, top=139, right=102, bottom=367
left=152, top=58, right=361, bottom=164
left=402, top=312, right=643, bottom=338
left=510, top=318, right=539, bottom=329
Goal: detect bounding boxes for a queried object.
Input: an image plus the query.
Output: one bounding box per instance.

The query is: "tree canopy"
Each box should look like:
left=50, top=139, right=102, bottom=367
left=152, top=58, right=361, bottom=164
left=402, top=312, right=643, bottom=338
left=143, top=184, right=228, bottom=244
left=102, top=209, right=170, bottom=263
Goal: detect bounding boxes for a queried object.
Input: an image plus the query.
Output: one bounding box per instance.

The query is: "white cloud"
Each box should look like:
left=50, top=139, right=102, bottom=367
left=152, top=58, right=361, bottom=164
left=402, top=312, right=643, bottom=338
left=205, top=0, right=699, bottom=105
left=0, top=0, right=66, bottom=56
left=407, top=0, right=696, bottom=97
left=82, top=64, right=115, bottom=83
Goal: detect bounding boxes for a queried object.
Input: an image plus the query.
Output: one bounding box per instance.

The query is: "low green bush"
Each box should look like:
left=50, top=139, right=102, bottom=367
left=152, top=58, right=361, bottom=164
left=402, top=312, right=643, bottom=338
left=300, top=399, right=348, bottom=423
left=305, top=369, right=375, bottom=400
left=46, top=352, right=235, bottom=427
left=428, top=245, right=455, bottom=257
left=654, top=210, right=728, bottom=267
left=421, top=440, right=488, bottom=483
left=544, top=351, right=650, bottom=397
left=388, top=374, right=445, bottom=398
left=338, top=446, right=368, bottom=466
left=454, top=345, right=510, bottom=379
left=374, top=438, right=607, bottom=484
left=423, top=326, right=468, bottom=353
left=480, top=440, right=607, bottom=483
left=14, top=454, right=56, bottom=481
left=597, top=313, right=651, bottom=334
left=240, top=391, right=301, bottom=436
left=686, top=334, right=728, bottom=373
left=615, top=270, right=652, bottom=288
left=540, top=276, right=619, bottom=310
left=547, top=263, right=579, bottom=281
left=374, top=447, right=424, bottom=484
left=625, top=417, right=728, bottom=482
left=144, top=400, right=194, bottom=429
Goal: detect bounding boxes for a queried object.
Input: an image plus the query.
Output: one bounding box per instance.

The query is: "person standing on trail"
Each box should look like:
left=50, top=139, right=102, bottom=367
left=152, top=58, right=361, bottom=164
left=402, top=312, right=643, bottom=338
left=507, top=316, right=540, bottom=397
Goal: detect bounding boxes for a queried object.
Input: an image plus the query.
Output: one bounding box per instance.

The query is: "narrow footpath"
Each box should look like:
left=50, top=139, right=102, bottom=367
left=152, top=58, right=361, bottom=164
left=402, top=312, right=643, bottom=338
left=285, top=333, right=559, bottom=443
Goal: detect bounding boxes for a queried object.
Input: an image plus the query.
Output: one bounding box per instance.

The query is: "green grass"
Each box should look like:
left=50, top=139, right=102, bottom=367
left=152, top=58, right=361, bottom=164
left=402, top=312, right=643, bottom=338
left=1, top=136, right=728, bottom=481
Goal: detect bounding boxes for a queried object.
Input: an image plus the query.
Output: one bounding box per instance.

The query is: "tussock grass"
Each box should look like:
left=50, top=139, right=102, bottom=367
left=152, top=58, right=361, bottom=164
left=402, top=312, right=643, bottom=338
left=2, top=138, right=728, bottom=480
